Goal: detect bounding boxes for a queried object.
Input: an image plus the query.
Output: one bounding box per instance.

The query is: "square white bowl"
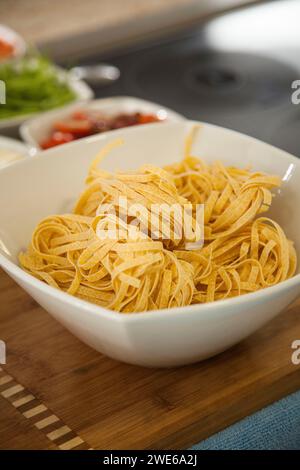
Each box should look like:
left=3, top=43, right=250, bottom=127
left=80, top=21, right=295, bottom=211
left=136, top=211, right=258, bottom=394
left=20, top=96, right=185, bottom=152
left=0, top=121, right=299, bottom=367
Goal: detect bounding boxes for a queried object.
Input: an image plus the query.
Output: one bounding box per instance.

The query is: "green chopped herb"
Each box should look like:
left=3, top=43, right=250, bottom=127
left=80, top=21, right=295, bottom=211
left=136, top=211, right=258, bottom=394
left=0, top=55, right=76, bottom=119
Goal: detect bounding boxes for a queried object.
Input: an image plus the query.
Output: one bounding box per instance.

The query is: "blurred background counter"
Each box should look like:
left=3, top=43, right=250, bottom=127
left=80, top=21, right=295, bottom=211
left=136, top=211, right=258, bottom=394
left=0, top=0, right=257, bottom=61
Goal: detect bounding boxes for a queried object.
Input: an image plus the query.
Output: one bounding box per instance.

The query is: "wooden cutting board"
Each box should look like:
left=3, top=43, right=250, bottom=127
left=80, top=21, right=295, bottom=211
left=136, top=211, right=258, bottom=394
left=0, top=267, right=299, bottom=450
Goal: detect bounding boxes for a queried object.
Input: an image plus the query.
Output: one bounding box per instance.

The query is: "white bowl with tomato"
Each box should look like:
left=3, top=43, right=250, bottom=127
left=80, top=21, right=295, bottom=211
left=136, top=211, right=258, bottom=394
left=0, top=24, right=26, bottom=63
left=20, top=96, right=185, bottom=152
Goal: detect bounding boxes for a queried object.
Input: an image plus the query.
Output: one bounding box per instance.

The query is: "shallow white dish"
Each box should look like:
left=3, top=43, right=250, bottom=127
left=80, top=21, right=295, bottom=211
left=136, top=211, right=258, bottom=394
left=0, top=135, right=29, bottom=169
left=0, top=66, right=93, bottom=135
left=0, top=135, right=28, bottom=153
left=20, top=96, right=185, bottom=152
left=0, top=121, right=299, bottom=367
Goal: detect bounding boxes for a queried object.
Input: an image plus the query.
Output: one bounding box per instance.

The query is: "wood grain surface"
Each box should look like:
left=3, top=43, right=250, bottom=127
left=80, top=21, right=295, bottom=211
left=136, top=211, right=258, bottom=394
left=0, top=0, right=257, bottom=61
left=0, top=267, right=299, bottom=450
left=0, top=0, right=256, bottom=45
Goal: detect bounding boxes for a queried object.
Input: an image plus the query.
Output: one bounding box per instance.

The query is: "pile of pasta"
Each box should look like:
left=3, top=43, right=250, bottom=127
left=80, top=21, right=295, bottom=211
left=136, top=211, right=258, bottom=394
left=19, top=137, right=297, bottom=312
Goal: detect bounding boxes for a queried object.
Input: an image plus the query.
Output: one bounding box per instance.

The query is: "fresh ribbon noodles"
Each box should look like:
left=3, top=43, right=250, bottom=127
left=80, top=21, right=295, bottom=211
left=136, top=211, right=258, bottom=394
left=19, top=213, right=194, bottom=312
left=176, top=218, right=297, bottom=303
left=19, top=133, right=297, bottom=312
left=164, top=157, right=281, bottom=239
left=75, top=157, right=202, bottom=249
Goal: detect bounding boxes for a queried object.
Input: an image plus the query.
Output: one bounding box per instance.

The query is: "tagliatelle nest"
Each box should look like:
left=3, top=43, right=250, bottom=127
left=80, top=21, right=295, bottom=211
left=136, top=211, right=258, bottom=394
left=19, top=214, right=194, bottom=312
left=19, top=131, right=297, bottom=313
left=74, top=139, right=201, bottom=250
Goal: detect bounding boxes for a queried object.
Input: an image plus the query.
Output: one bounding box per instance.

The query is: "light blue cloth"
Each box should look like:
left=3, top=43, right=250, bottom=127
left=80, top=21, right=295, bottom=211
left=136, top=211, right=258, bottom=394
left=190, top=390, right=300, bottom=450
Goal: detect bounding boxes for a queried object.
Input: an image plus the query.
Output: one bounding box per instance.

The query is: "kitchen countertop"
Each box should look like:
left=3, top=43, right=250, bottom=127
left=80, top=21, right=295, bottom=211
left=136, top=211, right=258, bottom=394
left=0, top=0, right=258, bottom=60
left=1, top=264, right=300, bottom=450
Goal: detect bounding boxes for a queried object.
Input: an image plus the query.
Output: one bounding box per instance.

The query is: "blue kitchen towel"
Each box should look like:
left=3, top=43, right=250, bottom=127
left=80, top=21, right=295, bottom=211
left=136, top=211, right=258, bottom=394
left=190, top=390, right=300, bottom=450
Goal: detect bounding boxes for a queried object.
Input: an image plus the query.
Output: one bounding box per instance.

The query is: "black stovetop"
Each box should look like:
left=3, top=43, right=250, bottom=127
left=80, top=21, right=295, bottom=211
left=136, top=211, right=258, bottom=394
left=68, top=0, right=300, bottom=157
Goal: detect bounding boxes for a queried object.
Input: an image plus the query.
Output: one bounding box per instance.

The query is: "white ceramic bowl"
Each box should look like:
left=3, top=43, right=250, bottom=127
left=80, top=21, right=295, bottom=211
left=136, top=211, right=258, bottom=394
left=0, top=24, right=27, bottom=62
left=20, top=96, right=185, bottom=152
left=0, top=67, right=93, bottom=136
left=0, top=121, right=299, bottom=367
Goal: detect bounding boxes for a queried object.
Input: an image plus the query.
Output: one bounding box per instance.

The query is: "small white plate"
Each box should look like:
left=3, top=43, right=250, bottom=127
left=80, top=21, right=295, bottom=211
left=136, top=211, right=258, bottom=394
left=0, top=135, right=29, bottom=170
left=20, top=96, right=186, bottom=152
left=0, top=66, right=94, bottom=135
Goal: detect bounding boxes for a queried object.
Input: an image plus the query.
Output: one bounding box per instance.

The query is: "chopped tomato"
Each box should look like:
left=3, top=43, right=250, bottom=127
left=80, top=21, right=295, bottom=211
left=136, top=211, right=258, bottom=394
left=137, top=114, right=159, bottom=124
left=54, top=119, right=93, bottom=136
left=41, top=131, right=74, bottom=149
left=71, top=110, right=89, bottom=120
left=40, top=110, right=165, bottom=149
left=0, top=38, right=14, bottom=59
